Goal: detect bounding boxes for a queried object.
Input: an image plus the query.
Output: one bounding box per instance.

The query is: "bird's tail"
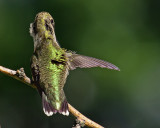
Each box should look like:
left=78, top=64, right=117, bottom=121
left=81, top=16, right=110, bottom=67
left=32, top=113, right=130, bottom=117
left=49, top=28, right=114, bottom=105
left=42, top=92, right=69, bottom=116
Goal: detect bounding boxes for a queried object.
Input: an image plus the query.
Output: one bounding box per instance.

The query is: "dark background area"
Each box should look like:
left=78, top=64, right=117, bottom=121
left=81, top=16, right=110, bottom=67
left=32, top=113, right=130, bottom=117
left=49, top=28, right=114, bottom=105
left=0, top=0, right=160, bottom=128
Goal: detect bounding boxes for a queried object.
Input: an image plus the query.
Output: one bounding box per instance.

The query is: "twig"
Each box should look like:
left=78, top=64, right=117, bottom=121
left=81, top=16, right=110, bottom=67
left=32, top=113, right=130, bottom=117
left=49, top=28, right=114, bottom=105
left=0, top=65, right=104, bottom=128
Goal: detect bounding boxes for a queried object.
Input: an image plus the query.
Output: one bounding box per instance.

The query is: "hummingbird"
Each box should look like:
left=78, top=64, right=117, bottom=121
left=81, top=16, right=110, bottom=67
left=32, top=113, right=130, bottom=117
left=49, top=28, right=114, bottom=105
left=30, top=12, right=120, bottom=116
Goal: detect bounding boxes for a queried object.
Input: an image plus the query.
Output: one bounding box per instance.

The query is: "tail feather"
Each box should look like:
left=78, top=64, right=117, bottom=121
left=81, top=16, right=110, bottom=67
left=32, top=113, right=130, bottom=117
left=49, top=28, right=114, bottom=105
left=59, top=99, right=69, bottom=116
left=42, top=92, right=69, bottom=116
left=42, top=92, right=57, bottom=116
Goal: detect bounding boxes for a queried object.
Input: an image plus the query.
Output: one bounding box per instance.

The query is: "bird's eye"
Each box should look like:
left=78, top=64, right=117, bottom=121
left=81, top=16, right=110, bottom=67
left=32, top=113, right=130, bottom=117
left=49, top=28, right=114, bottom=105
left=51, top=19, right=54, bottom=24
left=33, top=22, right=37, bottom=35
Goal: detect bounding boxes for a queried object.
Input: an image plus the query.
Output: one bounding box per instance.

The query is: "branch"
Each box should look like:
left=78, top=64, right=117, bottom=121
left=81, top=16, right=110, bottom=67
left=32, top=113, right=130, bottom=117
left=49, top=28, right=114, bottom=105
left=0, top=66, right=104, bottom=128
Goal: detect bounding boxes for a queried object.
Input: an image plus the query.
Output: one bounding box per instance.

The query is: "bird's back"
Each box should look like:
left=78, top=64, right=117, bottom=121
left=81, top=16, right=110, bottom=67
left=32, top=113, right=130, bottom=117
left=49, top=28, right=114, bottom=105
left=31, top=40, right=69, bottom=116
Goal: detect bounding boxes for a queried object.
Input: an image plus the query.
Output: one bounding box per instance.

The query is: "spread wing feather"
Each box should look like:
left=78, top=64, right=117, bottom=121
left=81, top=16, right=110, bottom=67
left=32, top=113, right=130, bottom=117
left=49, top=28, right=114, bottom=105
left=67, top=54, right=120, bottom=71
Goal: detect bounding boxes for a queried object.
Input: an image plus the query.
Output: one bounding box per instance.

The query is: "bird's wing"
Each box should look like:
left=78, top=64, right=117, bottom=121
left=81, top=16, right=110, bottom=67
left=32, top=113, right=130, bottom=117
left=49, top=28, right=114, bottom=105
left=67, top=53, right=120, bottom=71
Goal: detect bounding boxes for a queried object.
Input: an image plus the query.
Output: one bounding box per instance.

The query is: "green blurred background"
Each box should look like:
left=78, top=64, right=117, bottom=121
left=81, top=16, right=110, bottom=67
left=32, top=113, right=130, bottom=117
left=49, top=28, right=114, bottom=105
left=0, top=0, right=160, bottom=128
